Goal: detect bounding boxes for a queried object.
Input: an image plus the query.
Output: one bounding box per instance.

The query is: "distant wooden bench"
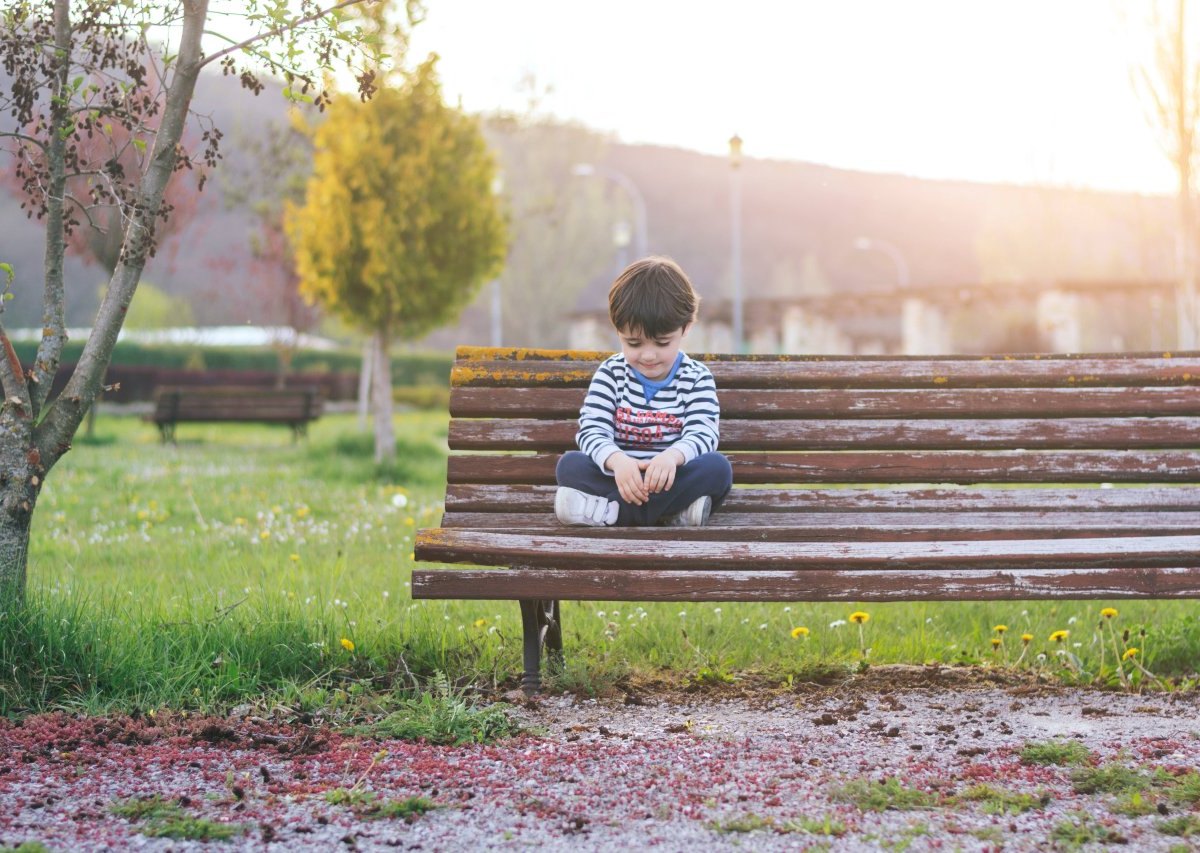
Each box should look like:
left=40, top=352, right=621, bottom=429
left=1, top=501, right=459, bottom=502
left=146, top=386, right=324, bottom=442
left=414, top=346, right=1200, bottom=692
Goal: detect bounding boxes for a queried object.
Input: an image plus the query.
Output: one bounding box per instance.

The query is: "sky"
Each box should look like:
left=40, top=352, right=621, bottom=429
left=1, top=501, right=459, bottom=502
left=406, top=0, right=1183, bottom=194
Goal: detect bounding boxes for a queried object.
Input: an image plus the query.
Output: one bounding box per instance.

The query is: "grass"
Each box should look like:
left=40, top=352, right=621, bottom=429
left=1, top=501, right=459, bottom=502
left=109, top=796, right=245, bottom=841
left=1049, top=812, right=1127, bottom=848
left=1019, top=739, right=1094, bottom=766
left=1157, top=815, right=1200, bottom=837
left=347, top=674, right=523, bottom=745
left=956, top=783, right=1050, bottom=814
left=708, top=813, right=846, bottom=836
left=1069, top=763, right=1150, bottom=794
left=828, top=777, right=940, bottom=812
left=2, top=409, right=1199, bottom=715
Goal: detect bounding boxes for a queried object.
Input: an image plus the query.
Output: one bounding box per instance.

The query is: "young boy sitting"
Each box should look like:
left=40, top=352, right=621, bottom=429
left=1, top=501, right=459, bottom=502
left=555, top=256, right=733, bottom=527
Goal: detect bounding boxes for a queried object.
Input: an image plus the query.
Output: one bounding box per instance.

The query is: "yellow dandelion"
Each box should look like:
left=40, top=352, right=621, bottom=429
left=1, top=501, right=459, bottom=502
left=993, top=624, right=1008, bottom=634
left=1100, top=607, right=1118, bottom=620
left=259, top=530, right=270, bottom=540
left=295, top=506, right=310, bottom=518
left=1049, top=630, right=1069, bottom=643
left=289, top=553, right=300, bottom=562
left=849, top=611, right=870, bottom=624
left=790, top=626, right=810, bottom=638
left=340, top=637, right=355, bottom=652
left=473, top=618, right=487, bottom=628
left=1123, top=647, right=1138, bottom=660
left=1021, top=633, right=1034, bottom=644
left=991, top=638, right=1002, bottom=649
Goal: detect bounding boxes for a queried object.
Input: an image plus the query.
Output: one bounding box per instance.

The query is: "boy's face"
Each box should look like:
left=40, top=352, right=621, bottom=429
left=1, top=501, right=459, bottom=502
left=617, top=324, right=689, bottom=380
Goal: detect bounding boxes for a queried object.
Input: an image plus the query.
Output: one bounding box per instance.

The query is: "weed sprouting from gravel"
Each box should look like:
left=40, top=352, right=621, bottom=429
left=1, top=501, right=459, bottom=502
left=1019, top=738, right=1093, bottom=766
left=109, top=795, right=245, bottom=841
left=1070, top=763, right=1149, bottom=794
left=956, top=783, right=1050, bottom=814
left=325, top=789, right=439, bottom=821
left=349, top=676, right=521, bottom=745
left=708, top=813, right=847, bottom=837
left=1157, top=814, right=1200, bottom=837
left=829, top=777, right=940, bottom=812
left=1049, top=812, right=1127, bottom=848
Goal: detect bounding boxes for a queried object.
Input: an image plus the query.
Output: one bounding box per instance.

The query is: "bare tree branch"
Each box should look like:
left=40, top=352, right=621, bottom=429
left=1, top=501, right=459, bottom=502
left=0, top=131, right=48, bottom=151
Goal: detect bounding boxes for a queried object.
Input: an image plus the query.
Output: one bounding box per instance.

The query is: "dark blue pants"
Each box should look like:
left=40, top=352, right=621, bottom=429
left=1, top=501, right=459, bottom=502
left=555, top=450, right=733, bottom=526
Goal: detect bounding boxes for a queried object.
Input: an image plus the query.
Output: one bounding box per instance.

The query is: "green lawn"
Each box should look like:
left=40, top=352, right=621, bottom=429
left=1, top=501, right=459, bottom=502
left=2, top=411, right=1196, bottom=714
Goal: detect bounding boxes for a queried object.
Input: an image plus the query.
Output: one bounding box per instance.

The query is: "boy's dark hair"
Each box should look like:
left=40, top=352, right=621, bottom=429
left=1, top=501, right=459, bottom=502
left=608, top=256, right=699, bottom=338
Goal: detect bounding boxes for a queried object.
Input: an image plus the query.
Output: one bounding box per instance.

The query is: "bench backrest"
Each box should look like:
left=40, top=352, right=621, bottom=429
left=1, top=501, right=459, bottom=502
left=443, top=347, right=1200, bottom=525
left=151, top=386, right=324, bottom=423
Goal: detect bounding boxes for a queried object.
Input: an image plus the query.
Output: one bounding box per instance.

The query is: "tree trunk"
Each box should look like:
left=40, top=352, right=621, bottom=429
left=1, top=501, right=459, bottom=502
left=358, top=336, right=374, bottom=432
left=371, top=328, right=395, bottom=464
left=0, top=415, right=41, bottom=602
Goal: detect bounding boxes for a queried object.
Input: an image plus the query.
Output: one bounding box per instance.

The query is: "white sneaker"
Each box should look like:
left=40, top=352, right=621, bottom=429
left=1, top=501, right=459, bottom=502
left=664, top=496, right=712, bottom=527
left=555, top=487, right=618, bottom=527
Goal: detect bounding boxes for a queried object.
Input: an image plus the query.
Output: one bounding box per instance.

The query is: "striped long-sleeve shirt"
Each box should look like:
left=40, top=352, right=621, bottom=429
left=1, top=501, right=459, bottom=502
left=576, top=353, right=721, bottom=472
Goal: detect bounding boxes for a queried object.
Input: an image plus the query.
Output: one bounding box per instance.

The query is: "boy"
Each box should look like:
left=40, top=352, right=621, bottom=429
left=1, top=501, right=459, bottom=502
left=555, top=256, right=733, bottom=527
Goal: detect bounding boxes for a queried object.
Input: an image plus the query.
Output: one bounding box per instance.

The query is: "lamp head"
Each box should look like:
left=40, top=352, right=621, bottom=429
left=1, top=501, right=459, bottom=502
left=728, top=134, right=743, bottom=167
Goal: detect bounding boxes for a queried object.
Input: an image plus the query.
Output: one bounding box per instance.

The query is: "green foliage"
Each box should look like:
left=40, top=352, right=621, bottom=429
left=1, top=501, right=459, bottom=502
left=1019, top=739, right=1093, bottom=766
left=104, top=280, right=194, bottom=329
left=325, top=789, right=439, bottom=820
left=10, top=339, right=451, bottom=382
left=350, top=675, right=521, bottom=745
left=287, top=57, right=506, bottom=341
left=1108, top=790, right=1157, bottom=816
left=828, top=777, right=940, bottom=812
left=12, top=843, right=51, bottom=853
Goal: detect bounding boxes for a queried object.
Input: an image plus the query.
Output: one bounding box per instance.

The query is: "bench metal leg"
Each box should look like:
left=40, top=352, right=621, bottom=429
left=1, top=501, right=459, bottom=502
left=518, top=599, right=562, bottom=694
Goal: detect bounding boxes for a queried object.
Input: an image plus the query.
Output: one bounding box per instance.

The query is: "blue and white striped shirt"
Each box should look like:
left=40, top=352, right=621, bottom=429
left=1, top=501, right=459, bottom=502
left=576, top=353, right=721, bottom=472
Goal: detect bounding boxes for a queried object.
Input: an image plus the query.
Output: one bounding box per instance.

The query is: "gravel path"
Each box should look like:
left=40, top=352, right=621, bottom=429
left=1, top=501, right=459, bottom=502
left=2, top=668, right=1198, bottom=851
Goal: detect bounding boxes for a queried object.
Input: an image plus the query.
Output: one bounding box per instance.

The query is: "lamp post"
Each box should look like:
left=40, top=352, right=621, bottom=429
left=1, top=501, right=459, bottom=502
left=571, top=163, right=648, bottom=259
left=853, top=236, right=910, bottom=289
left=490, top=174, right=505, bottom=347
left=729, top=133, right=744, bottom=354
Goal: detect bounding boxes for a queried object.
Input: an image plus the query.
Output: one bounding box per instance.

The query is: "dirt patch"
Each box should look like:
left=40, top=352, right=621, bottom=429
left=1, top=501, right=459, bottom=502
left=2, top=667, right=1198, bottom=851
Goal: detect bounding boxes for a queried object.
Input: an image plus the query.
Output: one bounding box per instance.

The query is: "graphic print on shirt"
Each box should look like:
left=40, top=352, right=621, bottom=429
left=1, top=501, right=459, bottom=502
left=615, top=406, right=683, bottom=445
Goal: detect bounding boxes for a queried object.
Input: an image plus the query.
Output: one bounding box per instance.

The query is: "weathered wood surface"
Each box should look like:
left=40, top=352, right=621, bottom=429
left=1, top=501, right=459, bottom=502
left=448, top=416, right=1200, bottom=451
left=414, top=529, right=1200, bottom=571
left=438, top=511, right=1200, bottom=539
left=412, top=566, right=1200, bottom=601
left=451, top=386, right=1200, bottom=420
left=447, top=450, right=1200, bottom=485
left=445, top=484, right=1200, bottom=513
left=444, top=484, right=1200, bottom=513
left=452, top=353, right=1200, bottom=389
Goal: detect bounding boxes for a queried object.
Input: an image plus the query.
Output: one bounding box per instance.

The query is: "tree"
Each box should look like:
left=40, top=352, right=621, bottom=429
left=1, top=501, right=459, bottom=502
left=286, top=56, right=507, bottom=463
left=0, top=0, right=391, bottom=602
left=1133, top=0, right=1200, bottom=346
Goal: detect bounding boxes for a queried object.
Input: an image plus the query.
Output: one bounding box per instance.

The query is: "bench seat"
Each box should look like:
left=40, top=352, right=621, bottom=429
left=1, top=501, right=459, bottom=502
left=414, top=347, right=1200, bottom=691
left=145, top=386, right=324, bottom=442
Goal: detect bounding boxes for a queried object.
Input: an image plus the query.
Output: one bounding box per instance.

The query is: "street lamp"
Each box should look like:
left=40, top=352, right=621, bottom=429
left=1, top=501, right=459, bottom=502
left=571, top=163, right=649, bottom=259
left=729, top=133, right=744, bottom=354
left=490, top=174, right=505, bottom=347
left=853, top=237, right=910, bottom=289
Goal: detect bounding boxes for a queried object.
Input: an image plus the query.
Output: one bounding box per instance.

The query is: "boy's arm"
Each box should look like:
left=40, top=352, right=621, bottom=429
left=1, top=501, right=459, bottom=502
left=576, top=359, right=624, bottom=473
left=669, top=365, right=720, bottom=464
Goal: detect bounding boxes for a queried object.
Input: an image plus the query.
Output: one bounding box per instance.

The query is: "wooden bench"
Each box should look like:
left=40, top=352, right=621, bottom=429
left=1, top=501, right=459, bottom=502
left=414, top=346, right=1200, bottom=692
left=145, top=386, right=324, bottom=442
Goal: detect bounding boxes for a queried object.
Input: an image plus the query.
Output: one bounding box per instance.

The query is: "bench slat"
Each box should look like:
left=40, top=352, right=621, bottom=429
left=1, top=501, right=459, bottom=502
left=444, top=484, right=1200, bottom=513
left=414, top=529, right=1200, bottom=570
left=438, top=512, right=1200, bottom=538
left=452, top=355, right=1200, bottom=389
left=450, top=386, right=1200, bottom=419
left=447, top=450, right=1200, bottom=485
left=412, top=566, right=1200, bottom=601
left=448, top=416, right=1200, bottom=451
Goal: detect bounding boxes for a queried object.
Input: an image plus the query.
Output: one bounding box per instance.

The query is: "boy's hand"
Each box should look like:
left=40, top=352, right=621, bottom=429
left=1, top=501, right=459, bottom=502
left=607, top=452, right=649, bottom=505
left=640, top=448, right=685, bottom=494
